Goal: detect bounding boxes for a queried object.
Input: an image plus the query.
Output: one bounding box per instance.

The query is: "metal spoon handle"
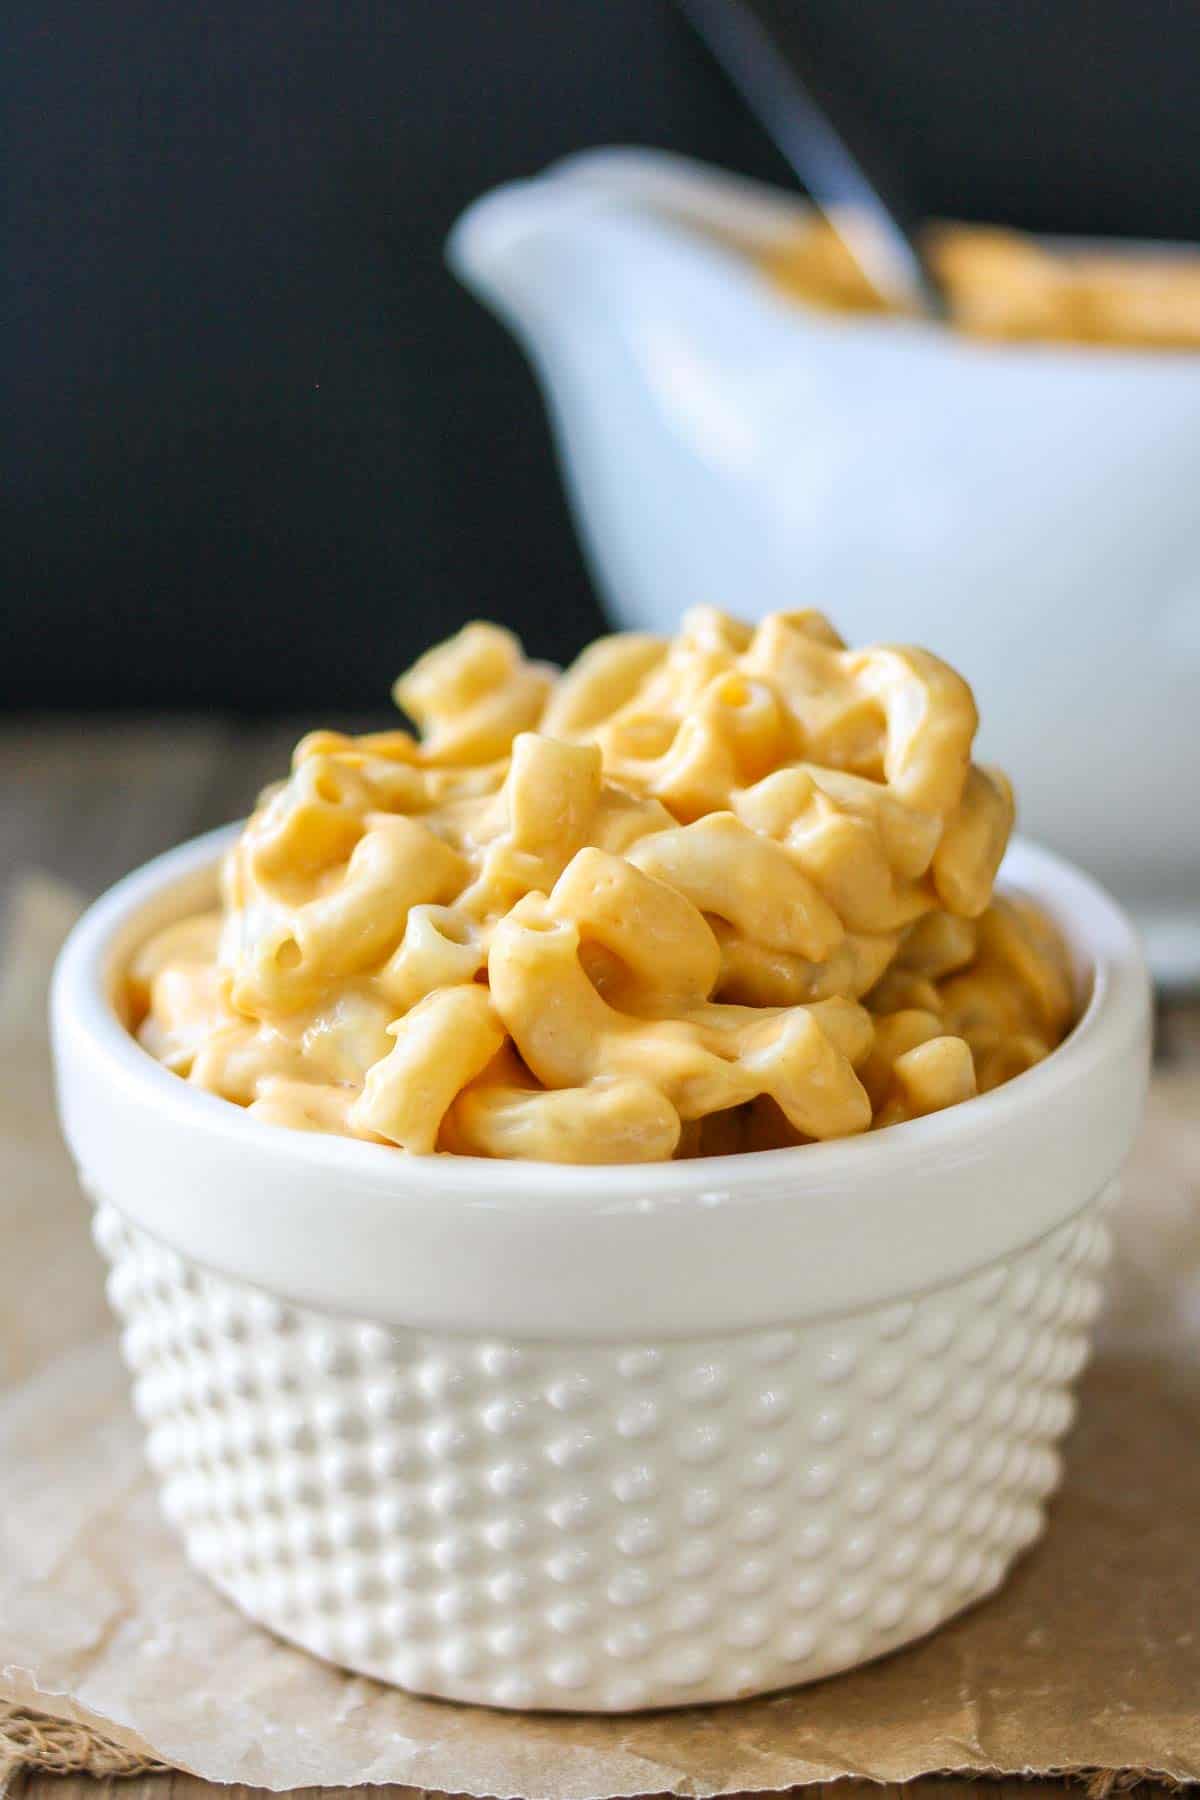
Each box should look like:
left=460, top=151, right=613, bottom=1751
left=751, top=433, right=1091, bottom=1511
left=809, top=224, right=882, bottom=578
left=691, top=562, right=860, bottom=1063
left=677, top=0, right=944, bottom=316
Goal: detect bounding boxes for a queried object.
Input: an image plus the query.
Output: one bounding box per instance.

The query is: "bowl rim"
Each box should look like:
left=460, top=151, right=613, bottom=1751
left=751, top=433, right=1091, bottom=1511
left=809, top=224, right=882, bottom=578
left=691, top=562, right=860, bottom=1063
left=498, top=145, right=1200, bottom=369
left=54, top=822, right=1146, bottom=1199
left=51, top=824, right=1151, bottom=1332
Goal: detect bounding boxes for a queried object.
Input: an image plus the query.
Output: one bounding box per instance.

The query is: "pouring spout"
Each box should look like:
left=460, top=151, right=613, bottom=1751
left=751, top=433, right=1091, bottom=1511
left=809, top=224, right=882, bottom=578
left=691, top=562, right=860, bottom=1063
left=446, top=178, right=609, bottom=332
left=446, top=155, right=776, bottom=348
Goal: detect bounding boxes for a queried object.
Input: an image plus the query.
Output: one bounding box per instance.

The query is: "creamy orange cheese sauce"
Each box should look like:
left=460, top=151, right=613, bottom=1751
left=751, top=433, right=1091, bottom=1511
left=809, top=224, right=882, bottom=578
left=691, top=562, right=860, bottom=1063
left=762, top=217, right=1200, bottom=349
left=129, top=608, right=1075, bottom=1163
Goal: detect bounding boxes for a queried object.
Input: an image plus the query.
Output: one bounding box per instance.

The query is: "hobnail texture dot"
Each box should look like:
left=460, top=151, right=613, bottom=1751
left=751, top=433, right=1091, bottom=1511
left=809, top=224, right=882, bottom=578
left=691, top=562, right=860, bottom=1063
left=95, top=1197, right=1110, bottom=1712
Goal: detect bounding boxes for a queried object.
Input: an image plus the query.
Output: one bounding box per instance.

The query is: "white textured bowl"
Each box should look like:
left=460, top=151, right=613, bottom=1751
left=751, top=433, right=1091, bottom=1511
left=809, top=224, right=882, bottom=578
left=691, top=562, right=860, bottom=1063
left=52, top=827, right=1150, bottom=1712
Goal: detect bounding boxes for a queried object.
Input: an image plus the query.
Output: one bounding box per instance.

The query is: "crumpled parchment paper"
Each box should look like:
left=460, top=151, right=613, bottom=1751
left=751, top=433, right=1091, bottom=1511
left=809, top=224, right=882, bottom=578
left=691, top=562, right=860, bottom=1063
left=2, top=875, right=1198, bottom=1797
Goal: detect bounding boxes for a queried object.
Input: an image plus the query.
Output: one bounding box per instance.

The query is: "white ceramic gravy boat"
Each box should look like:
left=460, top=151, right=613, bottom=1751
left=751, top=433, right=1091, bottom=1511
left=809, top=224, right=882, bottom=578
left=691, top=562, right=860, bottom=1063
left=448, top=149, right=1200, bottom=980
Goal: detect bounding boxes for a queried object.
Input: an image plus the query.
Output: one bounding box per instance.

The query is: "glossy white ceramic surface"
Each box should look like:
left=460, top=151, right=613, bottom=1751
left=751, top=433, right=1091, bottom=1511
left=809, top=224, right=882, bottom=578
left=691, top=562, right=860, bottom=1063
left=53, top=828, right=1150, bottom=1710
left=448, top=150, right=1200, bottom=978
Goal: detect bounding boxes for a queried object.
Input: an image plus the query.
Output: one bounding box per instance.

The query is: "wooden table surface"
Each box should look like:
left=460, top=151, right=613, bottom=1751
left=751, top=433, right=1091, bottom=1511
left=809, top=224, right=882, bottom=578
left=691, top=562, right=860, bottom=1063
left=0, top=715, right=329, bottom=905
left=6, top=1776, right=1122, bottom=1800
left=1, top=716, right=1187, bottom=1800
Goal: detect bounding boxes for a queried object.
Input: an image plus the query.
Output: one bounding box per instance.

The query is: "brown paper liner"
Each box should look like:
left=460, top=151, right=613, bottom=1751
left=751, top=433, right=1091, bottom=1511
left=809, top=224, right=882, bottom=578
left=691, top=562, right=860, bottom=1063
left=3, top=876, right=1198, bottom=1797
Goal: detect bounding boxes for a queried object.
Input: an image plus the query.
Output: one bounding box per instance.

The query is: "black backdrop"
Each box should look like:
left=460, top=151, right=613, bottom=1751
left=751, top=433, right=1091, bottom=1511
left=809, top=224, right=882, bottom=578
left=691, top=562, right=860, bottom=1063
left=6, top=0, right=1199, bottom=711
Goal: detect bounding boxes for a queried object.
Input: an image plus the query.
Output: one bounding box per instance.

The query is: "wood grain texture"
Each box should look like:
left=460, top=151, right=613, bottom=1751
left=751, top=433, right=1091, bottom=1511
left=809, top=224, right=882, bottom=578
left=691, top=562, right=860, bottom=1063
left=0, top=717, right=306, bottom=907
left=13, top=1780, right=1171, bottom=1800
left=4, top=719, right=219, bottom=901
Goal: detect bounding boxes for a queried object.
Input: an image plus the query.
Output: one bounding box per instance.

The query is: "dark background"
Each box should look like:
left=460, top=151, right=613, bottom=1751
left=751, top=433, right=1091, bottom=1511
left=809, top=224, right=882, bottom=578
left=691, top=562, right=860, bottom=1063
left=6, top=0, right=1199, bottom=712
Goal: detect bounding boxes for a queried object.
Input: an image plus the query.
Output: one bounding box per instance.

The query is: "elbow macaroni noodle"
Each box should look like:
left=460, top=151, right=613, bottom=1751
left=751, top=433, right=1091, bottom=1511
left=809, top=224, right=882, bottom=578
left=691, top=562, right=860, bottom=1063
left=129, top=608, right=1076, bottom=1162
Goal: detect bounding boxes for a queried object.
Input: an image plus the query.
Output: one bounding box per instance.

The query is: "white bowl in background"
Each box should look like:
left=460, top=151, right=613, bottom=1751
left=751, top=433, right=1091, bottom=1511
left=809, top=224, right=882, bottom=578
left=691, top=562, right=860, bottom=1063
left=449, top=149, right=1200, bottom=984
left=52, top=825, right=1150, bottom=1710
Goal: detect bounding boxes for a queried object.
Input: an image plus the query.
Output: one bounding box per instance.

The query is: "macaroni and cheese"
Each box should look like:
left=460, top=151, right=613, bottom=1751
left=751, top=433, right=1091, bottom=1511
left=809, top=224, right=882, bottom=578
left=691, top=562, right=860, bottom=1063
left=129, top=609, right=1075, bottom=1162
left=762, top=216, right=1200, bottom=349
